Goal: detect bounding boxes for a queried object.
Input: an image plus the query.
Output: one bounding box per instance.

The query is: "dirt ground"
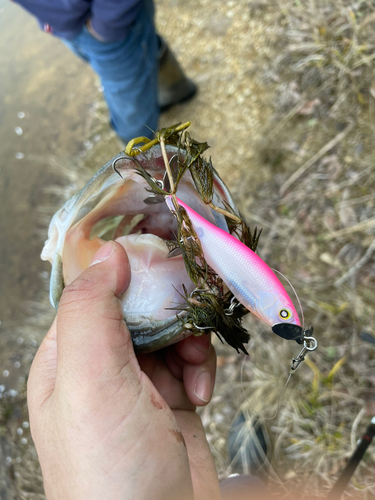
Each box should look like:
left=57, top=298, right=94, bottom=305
left=1, top=0, right=375, bottom=498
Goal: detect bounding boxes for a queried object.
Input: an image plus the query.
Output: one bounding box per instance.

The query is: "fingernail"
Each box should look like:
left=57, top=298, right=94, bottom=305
left=89, top=241, right=115, bottom=266
left=194, top=371, right=212, bottom=403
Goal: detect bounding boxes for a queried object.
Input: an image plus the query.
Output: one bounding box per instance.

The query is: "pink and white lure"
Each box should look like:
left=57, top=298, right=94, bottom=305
left=166, top=196, right=304, bottom=343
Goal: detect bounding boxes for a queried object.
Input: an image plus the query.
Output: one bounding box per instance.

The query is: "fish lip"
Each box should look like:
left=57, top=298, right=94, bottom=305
left=129, top=311, right=188, bottom=353
left=272, top=323, right=304, bottom=344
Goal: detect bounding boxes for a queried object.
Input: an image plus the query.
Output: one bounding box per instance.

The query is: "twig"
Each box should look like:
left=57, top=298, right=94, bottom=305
left=159, top=136, right=175, bottom=194
left=279, top=122, right=354, bottom=196
left=325, top=164, right=374, bottom=195
left=208, top=202, right=241, bottom=222
left=334, top=237, right=375, bottom=287
left=323, top=216, right=375, bottom=241
left=337, top=193, right=375, bottom=208
left=159, top=135, right=180, bottom=214
left=160, top=132, right=240, bottom=222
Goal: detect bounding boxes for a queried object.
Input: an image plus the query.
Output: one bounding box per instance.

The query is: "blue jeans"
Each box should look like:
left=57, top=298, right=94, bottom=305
left=63, top=1, right=159, bottom=142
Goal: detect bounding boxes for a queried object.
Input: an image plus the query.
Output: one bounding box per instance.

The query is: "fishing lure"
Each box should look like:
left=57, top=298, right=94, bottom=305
left=166, top=196, right=306, bottom=344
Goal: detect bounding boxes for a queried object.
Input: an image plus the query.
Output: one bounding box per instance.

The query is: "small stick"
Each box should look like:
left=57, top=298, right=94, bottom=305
left=160, top=135, right=175, bottom=194
left=159, top=123, right=240, bottom=224
left=324, top=216, right=375, bottom=241
left=208, top=202, right=241, bottom=222
left=159, top=135, right=181, bottom=218
left=334, top=237, right=375, bottom=287
left=188, top=297, right=207, bottom=307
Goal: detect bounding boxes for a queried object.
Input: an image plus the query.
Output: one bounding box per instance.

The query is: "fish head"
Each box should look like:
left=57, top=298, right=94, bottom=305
left=255, top=291, right=303, bottom=343
left=41, top=144, right=240, bottom=353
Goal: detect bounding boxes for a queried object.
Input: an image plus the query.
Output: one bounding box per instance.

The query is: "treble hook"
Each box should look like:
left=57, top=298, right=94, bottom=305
left=190, top=287, right=215, bottom=297
left=153, top=178, right=164, bottom=190
left=112, top=156, right=126, bottom=179
left=193, top=322, right=215, bottom=331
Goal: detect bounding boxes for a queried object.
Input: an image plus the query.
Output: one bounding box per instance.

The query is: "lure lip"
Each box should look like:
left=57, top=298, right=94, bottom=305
left=272, top=323, right=304, bottom=344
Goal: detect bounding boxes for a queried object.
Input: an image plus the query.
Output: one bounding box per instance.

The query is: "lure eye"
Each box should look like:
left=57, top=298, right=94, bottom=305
left=279, top=308, right=292, bottom=321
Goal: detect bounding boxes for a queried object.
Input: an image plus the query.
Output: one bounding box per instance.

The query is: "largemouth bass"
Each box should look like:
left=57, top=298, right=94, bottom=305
left=41, top=142, right=241, bottom=353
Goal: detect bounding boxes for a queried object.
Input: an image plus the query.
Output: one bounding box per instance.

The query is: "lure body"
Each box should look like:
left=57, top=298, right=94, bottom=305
left=166, top=196, right=302, bottom=339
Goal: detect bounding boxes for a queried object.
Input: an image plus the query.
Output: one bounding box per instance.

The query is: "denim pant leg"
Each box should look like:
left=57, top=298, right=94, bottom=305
left=63, top=2, right=159, bottom=142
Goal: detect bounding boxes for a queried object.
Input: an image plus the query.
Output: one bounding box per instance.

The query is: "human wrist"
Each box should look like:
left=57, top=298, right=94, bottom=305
left=174, top=410, right=222, bottom=500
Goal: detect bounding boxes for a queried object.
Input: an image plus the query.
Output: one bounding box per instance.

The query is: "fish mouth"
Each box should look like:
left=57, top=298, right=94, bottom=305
left=42, top=145, right=240, bottom=353
left=271, top=323, right=304, bottom=344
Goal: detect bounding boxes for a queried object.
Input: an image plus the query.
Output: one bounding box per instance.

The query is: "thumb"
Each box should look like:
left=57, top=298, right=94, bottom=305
left=55, top=241, right=140, bottom=391
left=27, top=317, right=58, bottom=412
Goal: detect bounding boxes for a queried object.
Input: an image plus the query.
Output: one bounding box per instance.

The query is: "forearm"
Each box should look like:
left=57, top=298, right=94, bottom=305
left=174, top=410, right=222, bottom=500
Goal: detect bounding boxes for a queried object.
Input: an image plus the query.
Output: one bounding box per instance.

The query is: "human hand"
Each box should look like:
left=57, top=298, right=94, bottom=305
left=28, top=241, right=220, bottom=500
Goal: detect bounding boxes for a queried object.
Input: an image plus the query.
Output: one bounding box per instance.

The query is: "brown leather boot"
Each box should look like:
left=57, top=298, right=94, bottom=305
left=158, top=36, right=197, bottom=112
